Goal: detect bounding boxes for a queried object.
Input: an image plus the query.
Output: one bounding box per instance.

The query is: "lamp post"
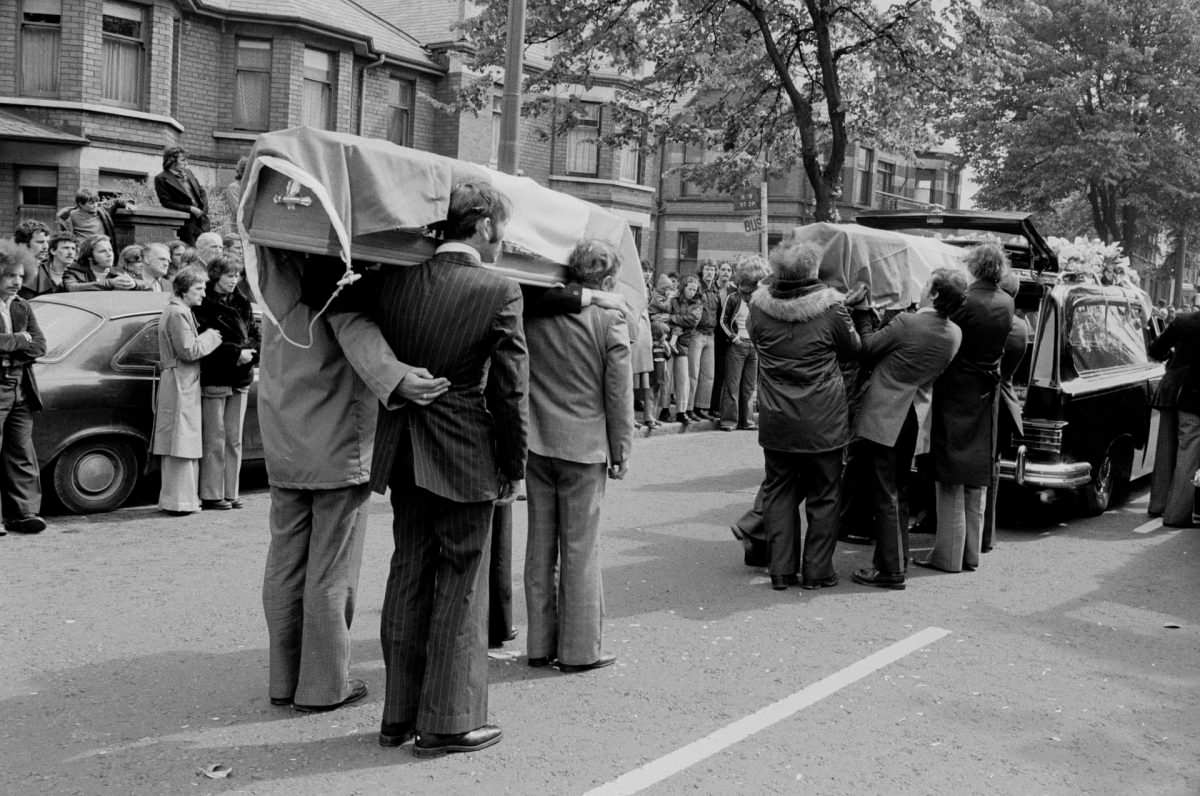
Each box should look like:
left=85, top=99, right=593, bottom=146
left=497, top=0, right=527, bottom=176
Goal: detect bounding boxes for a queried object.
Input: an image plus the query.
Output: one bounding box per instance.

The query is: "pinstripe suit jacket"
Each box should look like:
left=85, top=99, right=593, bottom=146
left=366, top=251, right=529, bottom=501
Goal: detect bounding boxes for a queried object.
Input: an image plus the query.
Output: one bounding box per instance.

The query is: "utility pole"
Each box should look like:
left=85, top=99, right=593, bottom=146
left=497, top=0, right=526, bottom=176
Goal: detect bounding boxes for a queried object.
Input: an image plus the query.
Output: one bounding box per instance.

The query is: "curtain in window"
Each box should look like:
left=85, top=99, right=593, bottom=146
left=388, top=107, right=410, bottom=146
left=21, top=27, right=60, bottom=94
left=102, top=38, right=143, bottom=106
left=235, top=72, right=270, bottom=130
left=566, top=128, right=598, bottom=175
left=302, top=79, right=331, bottom=129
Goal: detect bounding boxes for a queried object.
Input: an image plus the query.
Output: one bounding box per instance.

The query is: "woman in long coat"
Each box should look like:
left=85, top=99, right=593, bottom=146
left=154, top=266, right=222, bottom=514
left=749, top=235, right=860, bottom=590
left=917, top=243, right=1014, bottom=573
left=194, top=254, right=258, bottom=510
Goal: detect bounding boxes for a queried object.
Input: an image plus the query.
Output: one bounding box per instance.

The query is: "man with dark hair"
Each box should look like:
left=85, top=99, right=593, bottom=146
left=15, top=221, right=49, bottom=297
left=348, top=181, right=526, bottom=757
left=21, top=233, right=75, bottom=299
left=848, top=268, right=966, bottom=590
left=0, top=241, right=48, bottom=535
left=154, top=146, right=210, bottom=245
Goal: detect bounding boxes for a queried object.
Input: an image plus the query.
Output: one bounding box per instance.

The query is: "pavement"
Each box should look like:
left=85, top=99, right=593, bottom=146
left=1, top=425, right=1197, bottom=795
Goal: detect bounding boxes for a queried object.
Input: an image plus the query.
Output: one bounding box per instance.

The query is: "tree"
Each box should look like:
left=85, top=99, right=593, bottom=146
left=461, top=0, right=980, bottom=221
left=949, top=0, right=1200, bottom=255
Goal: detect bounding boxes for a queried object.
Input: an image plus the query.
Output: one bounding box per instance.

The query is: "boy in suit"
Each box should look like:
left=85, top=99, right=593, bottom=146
left=523, top=239, right=634, bottom=672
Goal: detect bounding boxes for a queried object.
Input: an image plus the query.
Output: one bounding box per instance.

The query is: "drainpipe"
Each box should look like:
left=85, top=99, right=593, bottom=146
left=652, top=130, right=668, bottom=273
left=358, top=53, right=388, bottom=135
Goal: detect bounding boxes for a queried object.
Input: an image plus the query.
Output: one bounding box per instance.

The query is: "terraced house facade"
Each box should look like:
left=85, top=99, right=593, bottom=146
left=1, top=0, right=956, bottom=272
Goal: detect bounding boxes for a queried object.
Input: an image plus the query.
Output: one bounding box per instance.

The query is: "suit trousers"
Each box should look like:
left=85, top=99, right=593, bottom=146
left=261, top=483, right=369, bottom=705
left=0, top=377, right=41, bottom=521
left=981, top=457, right=1000, bottom=551
left=1163, top=410, right=1200, bottom=527
left=199, top=390, right=248, bottom=501
left=929, top=482, right=986, bottom=572
left=861, top=410, right=919, bottom=575
left=688, top=332, right=716, bottom=410
left=524, top=454, right=607, bottom=666
left=381, top=448, right=494, bottom=734
left=1148, top=408, right=1178, bottom=516
left=760, top=448, right=842, bottom=580
left=719, top=339, right=757, bottom=429
left=488, top=505, right=513, bottom=645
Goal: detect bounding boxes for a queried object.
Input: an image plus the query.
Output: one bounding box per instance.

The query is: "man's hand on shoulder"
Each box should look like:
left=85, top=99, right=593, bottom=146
left=390, top=367, right=451, bottom=406
left=495, top=476, right=522, bottom=505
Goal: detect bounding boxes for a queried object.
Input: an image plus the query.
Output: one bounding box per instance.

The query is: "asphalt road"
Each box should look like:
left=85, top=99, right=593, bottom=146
left=1, top=426, right=1197, bottom=795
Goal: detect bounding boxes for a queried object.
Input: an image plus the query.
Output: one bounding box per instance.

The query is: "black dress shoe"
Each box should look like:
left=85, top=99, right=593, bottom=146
left=201, top=499, right=233, bottom=510
left=488, top=627, right=519, bottom=648
left=527, top=656, right=554, bottom=668
left=379, top=722, right=416, bottom=747
left=293, top=679, right=368, bottom=713
left=558, top=654, right=617, bottom=673
left=850, top=568, right=906, bottom=590
left=837, top=532, right=873, bottom=545
left=413, top=724, right=503, bottom=757
left=6, top=515, right=46, bottom=534
left=770, top=574, right=799, bottom=590
left=269, top=696, right=292, bottom=706
left=800, top=574, right=838, bottom=590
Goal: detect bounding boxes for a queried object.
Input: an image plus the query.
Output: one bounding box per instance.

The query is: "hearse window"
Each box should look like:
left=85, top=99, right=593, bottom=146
left=30, top=301, right=104, bottom=363
left=113, top=320, right=161, bottom=371
left=1032, top=306, right=1056, bottom=384
left=1067, top=300, right=1148, bottom=373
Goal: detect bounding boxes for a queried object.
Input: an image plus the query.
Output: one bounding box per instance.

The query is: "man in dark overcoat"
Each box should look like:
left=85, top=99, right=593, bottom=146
left=154, top=146, right=211, bottom=245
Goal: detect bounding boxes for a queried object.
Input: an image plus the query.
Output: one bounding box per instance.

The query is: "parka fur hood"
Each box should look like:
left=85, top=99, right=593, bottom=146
left=750, top=281, right=846, bottom=323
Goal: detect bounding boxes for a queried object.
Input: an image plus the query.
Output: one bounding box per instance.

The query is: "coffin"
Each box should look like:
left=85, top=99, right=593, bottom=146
left=237, top=127, right=645, bottom=314
left=792, top=222, right=968, bottom=310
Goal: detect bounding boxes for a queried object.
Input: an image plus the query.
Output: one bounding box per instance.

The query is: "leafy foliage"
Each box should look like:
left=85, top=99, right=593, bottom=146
left=947, top=0, right=1200, bottom=251
left=461, top=0, right=979, bottom=220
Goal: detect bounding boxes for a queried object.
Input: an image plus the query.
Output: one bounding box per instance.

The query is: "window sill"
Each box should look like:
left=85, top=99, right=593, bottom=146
left=212, top=130, right=263, bottom=142
left=0, top=97, right=184, bottom=131
left=551, top=174, right=655, bottom=193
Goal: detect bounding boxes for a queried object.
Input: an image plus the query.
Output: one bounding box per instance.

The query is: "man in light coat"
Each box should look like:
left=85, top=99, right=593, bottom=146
left=849, top=269, right=966, bottom=590
left=258, top=248, right=448, bottom=713
left=524, top=239, right=634, bottom=672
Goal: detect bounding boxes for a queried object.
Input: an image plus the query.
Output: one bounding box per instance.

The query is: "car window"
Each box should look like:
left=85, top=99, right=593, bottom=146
left=1067, top=299, right=1148, bottom=373
left=113, top=320, right=161, bottom=371
left=30, top=302, right=104, bottom=362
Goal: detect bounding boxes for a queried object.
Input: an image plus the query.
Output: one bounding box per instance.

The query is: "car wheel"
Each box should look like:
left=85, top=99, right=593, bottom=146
left=52, top=438, right=141, bottom=514
left=1079, top=443, right=1131, bottom=517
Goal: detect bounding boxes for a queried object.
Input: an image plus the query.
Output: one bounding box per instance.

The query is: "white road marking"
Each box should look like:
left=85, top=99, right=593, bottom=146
left=1132, top=518, right=1163, bottom=535
left=584, top=626, right=951, bottom=796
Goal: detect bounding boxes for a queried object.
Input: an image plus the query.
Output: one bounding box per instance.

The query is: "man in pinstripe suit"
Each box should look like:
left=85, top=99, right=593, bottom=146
left=357, top=183, right=527, bottom=757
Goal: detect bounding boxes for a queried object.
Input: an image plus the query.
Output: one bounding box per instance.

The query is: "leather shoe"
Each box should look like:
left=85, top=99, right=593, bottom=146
left=379, top=722, right=416, bottom=747
left=269, top=696, right=292, bottom=706
left=293, top=679, right=367, bottom=713
left=800, top=574, right=838, bottom=590
left=201, top=499, right=233, bottom=510
left=489, top=627, right=519, bottom=648
left=413, top=724, right=502, bottom=757
left=230, top=499, right=245, bottom=509
left=558, top=654, right=617, bottom=673
left=850, top=568, right=906, bottom=590
left=770, top=574, right=799, bottom=590
left=5, top=515, right=46, bottom=534
left=527, top=656, right=554, bottom=668
left=911, top=557, right=956, bottom=573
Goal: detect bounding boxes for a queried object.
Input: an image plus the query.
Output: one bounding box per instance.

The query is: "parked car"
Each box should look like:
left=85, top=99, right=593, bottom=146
left=856, top=210, right=1163, bottom=515
left=29, top=291, right=263, bottom=514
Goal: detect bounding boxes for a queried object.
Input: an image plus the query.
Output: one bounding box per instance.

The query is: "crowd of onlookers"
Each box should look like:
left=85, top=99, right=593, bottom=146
left=639, top=257, right=764, bottom=432
left=2, top=145, right=258, bottom=532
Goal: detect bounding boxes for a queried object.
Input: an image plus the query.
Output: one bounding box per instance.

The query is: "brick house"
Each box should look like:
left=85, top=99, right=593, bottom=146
left=2, top=0, right=955, bottom=272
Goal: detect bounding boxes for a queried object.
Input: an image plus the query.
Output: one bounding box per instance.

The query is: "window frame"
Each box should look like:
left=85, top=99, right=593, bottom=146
left=233, top=37, right=273, bottom=132
left=301, top=47, right=335, bottom=130
left=915, top=167, right=939, bottom=206
left=17, top=166, right=59, bottom=227
left=677, top=230, right=699, bottom=272
left=385, top=74, right=414, bottom=147
left=19, top=0, right=62, bottom=97
left=564, top=102, right=602, bottom=177
left=855, top=146, right=874, bottom=206
left=100, top=0, right=148, bottom=110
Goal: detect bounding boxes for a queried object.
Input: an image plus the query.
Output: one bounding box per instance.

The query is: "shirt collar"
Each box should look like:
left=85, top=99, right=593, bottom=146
left=434, top=241, right=483, bottom=266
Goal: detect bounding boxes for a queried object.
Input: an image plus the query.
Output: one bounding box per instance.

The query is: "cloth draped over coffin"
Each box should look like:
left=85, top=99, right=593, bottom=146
left=793, top=222, right=968, bottom=310
left=236, top=126, right=646, bottom=329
